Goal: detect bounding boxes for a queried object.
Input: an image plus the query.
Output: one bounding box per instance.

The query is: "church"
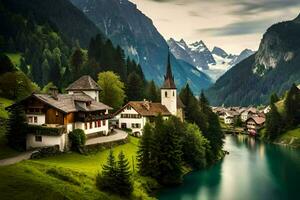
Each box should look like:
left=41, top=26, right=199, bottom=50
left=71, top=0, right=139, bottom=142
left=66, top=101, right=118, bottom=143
left=114, top=55, right=185, bottom=136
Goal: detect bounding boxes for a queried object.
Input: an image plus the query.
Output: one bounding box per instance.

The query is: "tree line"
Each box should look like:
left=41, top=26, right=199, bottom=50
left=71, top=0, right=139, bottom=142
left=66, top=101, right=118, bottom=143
left=265, top=84, right=300, bottom=140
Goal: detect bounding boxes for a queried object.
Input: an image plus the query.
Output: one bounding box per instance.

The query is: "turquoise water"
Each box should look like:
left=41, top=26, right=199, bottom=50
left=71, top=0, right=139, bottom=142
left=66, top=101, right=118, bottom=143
left=159, top=135, right=300, bottom=200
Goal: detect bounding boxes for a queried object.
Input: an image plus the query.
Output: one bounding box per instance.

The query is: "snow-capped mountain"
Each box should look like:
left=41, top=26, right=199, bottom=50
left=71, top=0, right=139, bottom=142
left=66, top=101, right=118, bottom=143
left=168, top=38, right=215, bottom=70
left=168, top=38, right=255, bottom=81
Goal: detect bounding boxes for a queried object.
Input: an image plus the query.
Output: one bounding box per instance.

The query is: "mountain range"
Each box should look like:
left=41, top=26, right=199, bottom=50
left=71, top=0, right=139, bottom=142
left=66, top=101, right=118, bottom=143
left=206, top=14, right=300, bottom=106
left=168, top=38, right=255, bottom=80
left=69, top=0, right=213, bottom=93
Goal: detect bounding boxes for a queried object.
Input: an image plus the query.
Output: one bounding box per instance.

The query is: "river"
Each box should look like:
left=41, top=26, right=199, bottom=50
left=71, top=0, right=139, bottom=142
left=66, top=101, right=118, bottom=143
left=159, top=135, right=300, bottom=200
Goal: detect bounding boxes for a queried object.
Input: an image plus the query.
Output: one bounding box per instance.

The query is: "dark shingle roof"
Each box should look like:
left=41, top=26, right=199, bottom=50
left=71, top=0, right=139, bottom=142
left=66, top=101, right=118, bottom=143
left=66, top=75, right=101, bottom=91
left=32, top=93, right=111, bottom=113
left=161, top=54, right=176, bottom=89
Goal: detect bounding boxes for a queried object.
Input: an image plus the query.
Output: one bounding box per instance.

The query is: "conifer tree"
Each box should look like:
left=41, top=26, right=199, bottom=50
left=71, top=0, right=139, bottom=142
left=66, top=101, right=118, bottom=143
left=145, top=80, right=160, bottom=102
left=126, top=72, right=144, bottom=101
left=116, top=151, right=133, bottom=197
left=137, top=123, right=153, bottom=175
left=265, top=101, right=282, bottom=140
left=70, top=48, right=84, bottom=80
left=6, top=104, right=27, bottom=151
left=285, top=84, right=300, bottom=127
left=96, top=150, right=118, bottom=193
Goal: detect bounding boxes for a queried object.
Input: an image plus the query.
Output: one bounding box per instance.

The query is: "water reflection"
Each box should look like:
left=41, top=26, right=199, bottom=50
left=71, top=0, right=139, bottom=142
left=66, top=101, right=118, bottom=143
left=159, top=135, right=300, bottom=200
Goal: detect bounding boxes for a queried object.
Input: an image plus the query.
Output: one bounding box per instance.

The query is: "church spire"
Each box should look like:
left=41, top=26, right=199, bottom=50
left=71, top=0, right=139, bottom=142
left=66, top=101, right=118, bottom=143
left=162, top=52, right=176, bottom=89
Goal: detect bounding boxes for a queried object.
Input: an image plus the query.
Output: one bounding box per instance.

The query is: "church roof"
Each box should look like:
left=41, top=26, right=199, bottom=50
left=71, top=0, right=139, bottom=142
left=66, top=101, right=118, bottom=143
left=161, top=53, right=176, bottom=89
left=66, top=75, right=101, bottom=91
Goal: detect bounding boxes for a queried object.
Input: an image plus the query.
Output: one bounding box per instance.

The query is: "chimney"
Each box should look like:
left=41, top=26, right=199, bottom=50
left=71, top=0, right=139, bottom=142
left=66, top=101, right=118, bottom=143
left=49, top=86, right=59, bottom=100
left=143, top=99, right=150, bottom=110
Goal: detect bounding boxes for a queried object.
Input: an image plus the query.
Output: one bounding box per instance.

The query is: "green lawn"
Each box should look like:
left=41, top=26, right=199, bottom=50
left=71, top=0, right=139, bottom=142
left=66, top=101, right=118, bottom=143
left=276, top=128, right=300, bottom=148
left=0, top=137, right=156, bottom=200
left=6, top=53, right=22, bottom=68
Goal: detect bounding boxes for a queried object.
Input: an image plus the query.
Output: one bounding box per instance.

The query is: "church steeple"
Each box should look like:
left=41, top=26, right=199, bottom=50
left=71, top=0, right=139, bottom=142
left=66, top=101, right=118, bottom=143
left=162, top=53, right=176, bottom=89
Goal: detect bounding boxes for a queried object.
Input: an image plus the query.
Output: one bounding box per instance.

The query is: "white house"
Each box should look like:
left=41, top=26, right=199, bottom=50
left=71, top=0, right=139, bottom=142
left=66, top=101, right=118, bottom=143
left=114, top=101, right=171, bottom=136
left=9, top=75, right=112, bottom=151
left=114, top=54, right=184, bottom=136
left=241, top=107, right=258, bottom=122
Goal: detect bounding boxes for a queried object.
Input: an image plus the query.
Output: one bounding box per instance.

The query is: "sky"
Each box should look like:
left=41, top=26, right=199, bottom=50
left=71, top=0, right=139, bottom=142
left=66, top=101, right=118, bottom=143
left=130, top=0, right=300, bottom=54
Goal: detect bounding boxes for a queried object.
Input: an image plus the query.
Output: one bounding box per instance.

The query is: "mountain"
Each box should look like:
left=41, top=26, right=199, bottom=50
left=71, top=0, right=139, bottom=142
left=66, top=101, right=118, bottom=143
left=168, top=38, right=215, bottom=70
left=2, top=0, right=102, bottom=47
left=70, top=0, right=212, bottom=93
left=168, top=38, right=254, bottom=80
left=206, top=15, right=300, bottom=106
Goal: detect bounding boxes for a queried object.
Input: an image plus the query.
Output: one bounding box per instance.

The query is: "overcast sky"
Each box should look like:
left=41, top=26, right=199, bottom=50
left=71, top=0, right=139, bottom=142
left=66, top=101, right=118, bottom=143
left=130, top=0, right=300, bottom=54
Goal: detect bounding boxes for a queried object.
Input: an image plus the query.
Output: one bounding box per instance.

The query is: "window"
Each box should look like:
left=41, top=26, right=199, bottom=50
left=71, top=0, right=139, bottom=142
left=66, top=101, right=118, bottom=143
left=103, top=120, right=106, bottom=126
left=98, top=120, right=101, bottom=127
left=35, top=136, right=42, bottom=142
left=34, top=116, right=38, bottom=123
left=94, top=121, right=97, bottom=128
left=132, top=123, right=141, bottom=128
left=165, top=91, right=168, bottom=97
left=90, top=121, right=93, bottom=129
left=84, top=123, right=87, bottom=130
left=127, top=106, right=131, bottom=110
left=55, top=111, right=59, bottom=117
left=28, top=116, right=33, bottom=123
left=173, top=91, right=175, bottom=96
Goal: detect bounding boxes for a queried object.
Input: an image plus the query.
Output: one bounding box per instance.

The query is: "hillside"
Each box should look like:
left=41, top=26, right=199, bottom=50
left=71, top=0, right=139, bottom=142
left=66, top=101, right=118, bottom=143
left=206, top=14, right=300, bottom=106
left=1, top=0, right=101, bottom=47
left=70, top=0, right=212, bottom=93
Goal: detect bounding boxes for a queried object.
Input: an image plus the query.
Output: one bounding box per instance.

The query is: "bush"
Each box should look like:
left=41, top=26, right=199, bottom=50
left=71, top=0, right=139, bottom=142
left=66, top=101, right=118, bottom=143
left=68, top=129, right=86, bottom=152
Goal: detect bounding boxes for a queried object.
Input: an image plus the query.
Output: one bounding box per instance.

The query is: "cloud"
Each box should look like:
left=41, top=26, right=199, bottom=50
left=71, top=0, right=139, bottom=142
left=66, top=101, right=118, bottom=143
left=197, top=19, right=274, bottom=36
left=147, top=0, right=300, bottom=15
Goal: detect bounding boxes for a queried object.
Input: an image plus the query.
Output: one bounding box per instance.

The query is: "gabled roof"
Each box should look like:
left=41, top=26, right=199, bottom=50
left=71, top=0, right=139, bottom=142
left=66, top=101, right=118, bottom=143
left=247, top=116, right=265, bottom=125
left=66, top=75, right=101, bottom=91
left=20, top=93, right=112, bottom=113
left=161, top=53, right=176, bottom=89
left=115, top=101, right=171, bottom=117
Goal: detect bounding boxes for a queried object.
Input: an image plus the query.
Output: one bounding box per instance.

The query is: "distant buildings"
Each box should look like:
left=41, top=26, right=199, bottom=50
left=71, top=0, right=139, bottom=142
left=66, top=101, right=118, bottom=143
left=213, top=105, right=267, bottom=135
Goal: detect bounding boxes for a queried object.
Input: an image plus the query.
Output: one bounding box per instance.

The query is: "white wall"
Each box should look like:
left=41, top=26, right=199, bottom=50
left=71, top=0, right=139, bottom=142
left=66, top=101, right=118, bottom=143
left=161, top=89, right=177, bottom=116
left=116, top=107, right=146, bottom=135
left=26, top=134, right=65, bottom=151
left=75, top=120, right=109, bottom=136
left=68, top=91, right=99, bottom=102
left=26, top=114, right=45, bottom=125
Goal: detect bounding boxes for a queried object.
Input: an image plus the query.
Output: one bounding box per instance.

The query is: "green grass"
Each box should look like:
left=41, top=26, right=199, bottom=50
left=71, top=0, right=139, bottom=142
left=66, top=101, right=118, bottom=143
left=0, top=137, right=156, bottom=200
left=276, top=128, right=300, bottom=148
left=6, top=53, right=22, bottom=68
left=0, top=97, right=13, bottom=119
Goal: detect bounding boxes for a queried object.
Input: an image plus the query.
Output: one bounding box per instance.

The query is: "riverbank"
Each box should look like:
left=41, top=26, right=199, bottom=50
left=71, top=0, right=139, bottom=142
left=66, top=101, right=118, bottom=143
left=259, top=127, right=300, bottom=148
left=158, top=135, right=300, bottom=200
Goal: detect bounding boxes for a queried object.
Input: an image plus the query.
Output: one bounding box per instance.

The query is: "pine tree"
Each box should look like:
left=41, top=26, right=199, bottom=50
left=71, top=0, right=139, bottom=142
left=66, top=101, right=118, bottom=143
left=70, top=48, right=84, bottom=79
left=116, top=151, right=133, bottom=197
left=137, top=123, right=153, bottom=175
left=96, top=150, right=118, bottom=192
left=265, top=102, right=283, bottom=140
left=41, top=59, right=50, bottom=85
left=146, top=80, right=160, bottom=102
left=285, top=84, right=300, bottom=127
left=270, top=93, right=279, bottom=104
left=6, top=104, right=27, bottom=151
left=126, top=72, right=144, bottom=101
left=19, top=57, right=28, bottom=75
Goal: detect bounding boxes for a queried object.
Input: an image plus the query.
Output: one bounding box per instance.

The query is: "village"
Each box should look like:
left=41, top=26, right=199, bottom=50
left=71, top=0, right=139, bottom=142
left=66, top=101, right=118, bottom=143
left=6, top=56, right=185, bottom=152
left=212, top=105, right=269, bottom=136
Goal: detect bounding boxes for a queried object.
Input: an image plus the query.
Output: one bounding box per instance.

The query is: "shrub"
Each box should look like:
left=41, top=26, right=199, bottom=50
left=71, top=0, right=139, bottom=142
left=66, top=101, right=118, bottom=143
left=68, top=129, right=86, bottom=152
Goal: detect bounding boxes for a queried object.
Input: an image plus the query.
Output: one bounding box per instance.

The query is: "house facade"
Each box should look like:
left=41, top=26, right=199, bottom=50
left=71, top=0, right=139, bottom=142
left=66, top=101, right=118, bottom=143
left=246, top=116, right=265, bottom=136
left=241, top=108, right=258, bottom=122
left=11, top=76, right=112, bottom=151
left=114, top=55, right=184, bottom=136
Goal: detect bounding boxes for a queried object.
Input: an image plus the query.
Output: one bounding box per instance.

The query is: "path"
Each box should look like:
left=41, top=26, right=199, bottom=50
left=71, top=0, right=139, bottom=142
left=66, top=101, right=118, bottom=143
left=0, top=151, right=35, bottom=166
left=86, top=129, right=128, bottom=146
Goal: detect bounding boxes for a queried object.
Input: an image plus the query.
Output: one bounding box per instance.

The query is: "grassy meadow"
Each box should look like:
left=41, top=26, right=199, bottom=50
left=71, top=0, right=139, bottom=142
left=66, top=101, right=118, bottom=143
left=0, top=136, right=157, bottom=200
